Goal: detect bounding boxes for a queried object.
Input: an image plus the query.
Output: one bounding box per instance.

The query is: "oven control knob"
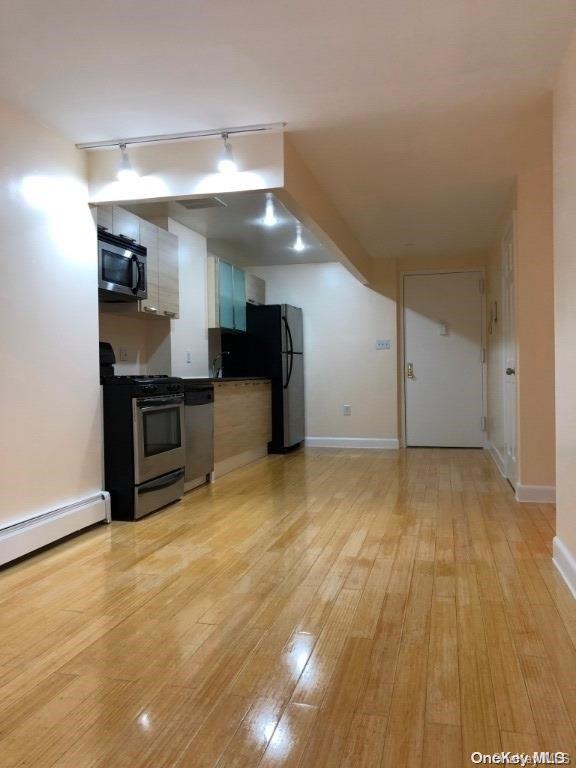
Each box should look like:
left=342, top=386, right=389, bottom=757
left=143, top=384, right=157, bottom=393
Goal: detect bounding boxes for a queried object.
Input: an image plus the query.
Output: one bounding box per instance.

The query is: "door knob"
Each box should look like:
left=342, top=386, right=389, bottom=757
left=506, top=367, right=516, bottom=375
left=407, top=362, right=415, bottom=379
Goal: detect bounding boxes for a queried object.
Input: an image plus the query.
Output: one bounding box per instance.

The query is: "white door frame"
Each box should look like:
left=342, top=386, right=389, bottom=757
left=398, top=267, right=488, bottom=449
left=501, top=220, right=518, bottom=487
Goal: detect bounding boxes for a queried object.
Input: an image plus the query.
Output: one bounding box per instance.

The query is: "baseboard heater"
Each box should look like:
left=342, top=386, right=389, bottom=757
left=0, top=492, right=110, bottom=567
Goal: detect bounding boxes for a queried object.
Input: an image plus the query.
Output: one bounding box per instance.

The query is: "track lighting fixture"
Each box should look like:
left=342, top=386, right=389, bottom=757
left=76, top=123, right=285, bottom=150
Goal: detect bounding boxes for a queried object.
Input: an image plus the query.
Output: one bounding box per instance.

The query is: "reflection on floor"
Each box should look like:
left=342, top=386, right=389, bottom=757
left=0, top=448, right=574, bottom=767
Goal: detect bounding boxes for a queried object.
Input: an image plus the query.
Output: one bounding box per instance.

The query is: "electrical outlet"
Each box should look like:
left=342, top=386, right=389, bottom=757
left=376, top=339, right=391, bottom=350
left=186, top=351, right=192, bottom=364
left=343, top=404, right=352, bottom=416
left=119, top=347, right=128, bottom=362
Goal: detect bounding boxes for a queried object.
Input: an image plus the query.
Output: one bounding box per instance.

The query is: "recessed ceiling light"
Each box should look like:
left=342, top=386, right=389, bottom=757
left=293, top=223, right=305, bottom=252
left=262, top=193, right=278, bottom=227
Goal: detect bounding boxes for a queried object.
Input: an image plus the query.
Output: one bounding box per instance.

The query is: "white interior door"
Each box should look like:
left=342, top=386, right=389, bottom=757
left=502, top=228, right=518, bottom=486
left=404, top=271, right=485, bottom=447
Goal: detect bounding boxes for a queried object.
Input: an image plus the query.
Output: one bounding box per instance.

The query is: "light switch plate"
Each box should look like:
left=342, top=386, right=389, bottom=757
left=186, top=351, right=192, bottom=364
left=376, top=339, right=391, bottom=350
left=343, top=405, right=352, bottom=416
left=119, top=347, right=128, bottom=362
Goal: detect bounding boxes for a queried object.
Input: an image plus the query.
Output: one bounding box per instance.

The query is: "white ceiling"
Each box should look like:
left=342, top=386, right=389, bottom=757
left=127, top=193, right=334, bottom=267
left=1, top=0, right=574, bottom=259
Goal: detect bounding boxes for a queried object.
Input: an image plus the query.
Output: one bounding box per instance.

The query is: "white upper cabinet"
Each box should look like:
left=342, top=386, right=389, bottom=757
left=246, top=273, right=266, bottom=306
left=96, top=205, right=113, bottom=233
left=139, top=219, right=160, bottom=315
left=207, top=256, right=219, bottom=328
left=96, top=205, right=140, bottom=243
left=112, top=207, right=140, bottom=242
left=158, top=229, right=179, bottom=318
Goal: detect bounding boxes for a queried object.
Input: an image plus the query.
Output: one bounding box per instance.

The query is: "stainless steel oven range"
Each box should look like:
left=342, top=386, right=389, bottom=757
left=102, top=375, right=185, bottom=520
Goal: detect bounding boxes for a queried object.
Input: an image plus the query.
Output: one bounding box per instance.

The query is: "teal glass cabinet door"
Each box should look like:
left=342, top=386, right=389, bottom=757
left=218, top=260, right=234, bottom=329
left=233, top=267, right=246, bottom=331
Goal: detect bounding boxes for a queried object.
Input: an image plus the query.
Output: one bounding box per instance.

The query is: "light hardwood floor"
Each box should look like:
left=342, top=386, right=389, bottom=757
left=1, top=448, right=575, bottom=767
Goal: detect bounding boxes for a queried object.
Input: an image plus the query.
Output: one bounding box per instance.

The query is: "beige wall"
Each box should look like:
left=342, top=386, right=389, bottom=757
left=0, top=100, right=102, bottom=528
left=484, top=104, right=555, bottom=493
left=554, top=29, right=576, bottom=573
left=247, top=263, right=398, bottom=444
left=98, top=309, right=171, bottom=375
left=515, top=157, right=555, bottom=488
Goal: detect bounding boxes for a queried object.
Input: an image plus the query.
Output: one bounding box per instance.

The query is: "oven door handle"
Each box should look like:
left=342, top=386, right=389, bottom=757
left=137, top=397, right=184, bottom=410
left=139, top=469, right=185, bottom=494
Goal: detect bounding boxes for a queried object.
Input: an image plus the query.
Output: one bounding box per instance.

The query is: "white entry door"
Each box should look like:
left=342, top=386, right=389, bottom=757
left=404, top=271, right=485, bottom=447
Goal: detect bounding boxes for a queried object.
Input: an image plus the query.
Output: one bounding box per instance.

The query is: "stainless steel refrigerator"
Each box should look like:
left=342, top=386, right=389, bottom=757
left=245, top=303, right=305, bottom=452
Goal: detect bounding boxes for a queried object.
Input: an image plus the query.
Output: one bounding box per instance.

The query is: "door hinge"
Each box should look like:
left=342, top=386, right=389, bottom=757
left=479, top=278, right=485, bottom=295
left=481, top=347, right=486, bottom=364
left=481, top=416, right=487, bottom=432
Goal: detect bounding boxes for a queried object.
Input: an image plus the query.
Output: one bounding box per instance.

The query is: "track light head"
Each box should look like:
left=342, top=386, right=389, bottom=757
left=217, top=132, right=238, bottom=175
left=117, top=143, right=137, bottom=182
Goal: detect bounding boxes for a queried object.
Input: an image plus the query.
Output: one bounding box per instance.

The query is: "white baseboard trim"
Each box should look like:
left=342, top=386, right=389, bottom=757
left=553, top=536, right=576, bottom=600
left=515, top=484, right=556, bottom=503
left=486, top=441, right=506, bottom=477
left=305, top=437, right=400, bottom=450
left=0, top=492, right=109, bottom=567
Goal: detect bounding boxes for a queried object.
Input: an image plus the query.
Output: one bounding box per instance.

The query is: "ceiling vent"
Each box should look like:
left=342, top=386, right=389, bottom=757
left=178, top=196, right=227, bottom=211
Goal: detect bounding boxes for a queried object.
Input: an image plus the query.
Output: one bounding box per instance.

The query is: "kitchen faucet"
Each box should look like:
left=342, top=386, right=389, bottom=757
left=211, top=351, right=230, bottom=378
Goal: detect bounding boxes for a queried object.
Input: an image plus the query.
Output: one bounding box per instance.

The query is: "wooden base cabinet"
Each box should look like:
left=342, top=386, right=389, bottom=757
left=213, top=380, right=272, bottom=477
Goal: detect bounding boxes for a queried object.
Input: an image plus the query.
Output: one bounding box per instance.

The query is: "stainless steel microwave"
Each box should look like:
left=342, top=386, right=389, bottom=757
left=98, top=229, right=147, bottom=302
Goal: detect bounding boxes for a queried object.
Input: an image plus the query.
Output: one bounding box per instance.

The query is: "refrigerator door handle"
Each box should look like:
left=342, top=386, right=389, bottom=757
left=283, top=316, right=294, bottom=389
left=283, top=315, right=294, bottom=356
left=285, top=352, right=294, bottom=389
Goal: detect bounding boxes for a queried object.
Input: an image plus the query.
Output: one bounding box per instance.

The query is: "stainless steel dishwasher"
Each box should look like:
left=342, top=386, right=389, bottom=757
left=183, top=382, right=214, bottom=491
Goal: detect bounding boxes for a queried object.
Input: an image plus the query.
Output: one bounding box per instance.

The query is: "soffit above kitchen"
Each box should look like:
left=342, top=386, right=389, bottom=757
left=0, top=0, right=574, bottom=260
left=85, top=131, right=372, bottom=282
left=125, top=192, right=335, bottom=268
